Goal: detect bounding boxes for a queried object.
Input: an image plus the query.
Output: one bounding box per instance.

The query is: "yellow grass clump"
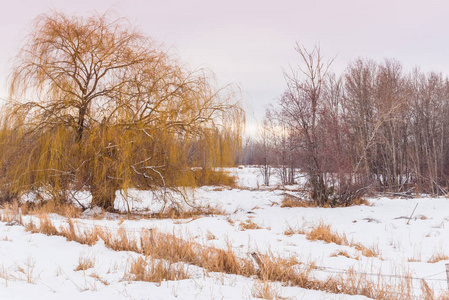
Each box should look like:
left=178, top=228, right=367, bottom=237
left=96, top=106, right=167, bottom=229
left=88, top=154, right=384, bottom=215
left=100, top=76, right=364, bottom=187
left=427, top=251, right=449, bottom=263
left=239, top=218, right=262, bottom=230
left=306, top=223, right=348, bottom=245
left=74, top=254, right=95, bottom=271
left=125, top=256, right=189, bottom=283
left=306, top=223, right=380, bottom=258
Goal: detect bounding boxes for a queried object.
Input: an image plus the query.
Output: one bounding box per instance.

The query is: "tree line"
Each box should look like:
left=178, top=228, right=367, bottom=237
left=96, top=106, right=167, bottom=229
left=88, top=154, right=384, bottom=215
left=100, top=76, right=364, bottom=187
left=249, top=43, right=449, bottom=206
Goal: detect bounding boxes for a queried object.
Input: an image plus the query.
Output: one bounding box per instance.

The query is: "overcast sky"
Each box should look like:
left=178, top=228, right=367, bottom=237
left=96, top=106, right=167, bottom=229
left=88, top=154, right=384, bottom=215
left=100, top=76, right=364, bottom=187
left=1, top=0, right=449, bottom=133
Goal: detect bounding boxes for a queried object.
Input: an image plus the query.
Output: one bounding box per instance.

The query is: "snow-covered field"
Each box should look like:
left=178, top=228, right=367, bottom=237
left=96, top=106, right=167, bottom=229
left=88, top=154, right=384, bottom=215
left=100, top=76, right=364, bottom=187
left=1, top=167, right=449, bottom=299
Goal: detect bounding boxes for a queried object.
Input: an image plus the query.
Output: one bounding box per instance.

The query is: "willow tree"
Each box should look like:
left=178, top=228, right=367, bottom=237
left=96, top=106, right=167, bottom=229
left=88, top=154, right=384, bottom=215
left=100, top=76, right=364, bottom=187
left=2, top=12, right=243, bottom=210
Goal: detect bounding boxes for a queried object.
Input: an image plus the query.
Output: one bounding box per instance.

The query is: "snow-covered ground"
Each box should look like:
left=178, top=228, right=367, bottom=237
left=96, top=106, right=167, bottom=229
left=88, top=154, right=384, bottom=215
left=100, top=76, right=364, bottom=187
left=1, top=166, right=449, bottom=299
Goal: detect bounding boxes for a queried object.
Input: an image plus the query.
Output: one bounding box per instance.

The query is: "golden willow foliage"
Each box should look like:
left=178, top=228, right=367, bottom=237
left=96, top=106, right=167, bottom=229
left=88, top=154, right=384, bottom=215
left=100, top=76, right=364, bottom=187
left=0, top=12, right=244, bottom=210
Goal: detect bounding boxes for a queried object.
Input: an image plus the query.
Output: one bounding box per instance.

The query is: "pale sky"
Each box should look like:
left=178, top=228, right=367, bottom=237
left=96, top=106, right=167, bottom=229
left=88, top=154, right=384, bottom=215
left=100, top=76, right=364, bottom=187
left=1, top=0, right=449, bottom=133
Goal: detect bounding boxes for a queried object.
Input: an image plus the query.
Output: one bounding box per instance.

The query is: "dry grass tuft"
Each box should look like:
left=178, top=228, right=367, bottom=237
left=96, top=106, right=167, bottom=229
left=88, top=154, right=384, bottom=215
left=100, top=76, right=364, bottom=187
left=306, top=223, right=348, bottom=245
left=0, top=201, right=23, bottom=224
left=306, top=223, right=380, bottom=258
left=125, top=256, right=189, bottom=283
left=20, top=201, right=82, bottom=218
left=89, top=272, right=108, bottom=285
left=37, top=215, right=59, bottom=235
left=0, top=265, right=8, bottom=287
left=1, top=236, right=11, bottom=242
left=24, top=219, right=38, bottom=232
left=407, top=251, right=422, bottom=263
left=283, top=224, right=306, bottom=236
left=240, top=218, right=262, bottom=230
left=407, top=257, right=421, bottom=262
left=25, top=217, right=100, bottom=245
left=74, top=254, right=95, bottom=271
left=226, top=217, right=235, bottom=226
left=281, top=195, right=311, bottom=208
left=59, top=218, right=78, bottom=241
left=351, top=243, right=379, bottom=258
left=101, top=227, right=140, bottom=252
left=15, top=256, right=38, bottom=284
left=421, top=279, right=434, bottom=300
left=427, top=251, right=449, bottom=263
left=205, top=230, right=216, bottom=241
left=350, top=197, right=371, bottom=206
left=251, top=280, right=282, bottom=300
left=330, top=250, right=360, bottom=260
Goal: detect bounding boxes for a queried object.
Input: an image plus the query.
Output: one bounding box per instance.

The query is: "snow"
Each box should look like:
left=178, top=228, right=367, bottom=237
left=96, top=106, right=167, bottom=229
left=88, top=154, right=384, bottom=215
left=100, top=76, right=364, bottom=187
left=2, top=166, right=449, bottom=299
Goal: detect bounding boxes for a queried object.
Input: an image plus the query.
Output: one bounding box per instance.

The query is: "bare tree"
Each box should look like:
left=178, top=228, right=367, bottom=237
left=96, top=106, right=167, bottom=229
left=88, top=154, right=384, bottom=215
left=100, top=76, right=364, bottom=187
left=256, top=115, right=274, bottom=186
left=265, top=109, right=296, bottom=185
left=278, top=43, right=333, bottom=205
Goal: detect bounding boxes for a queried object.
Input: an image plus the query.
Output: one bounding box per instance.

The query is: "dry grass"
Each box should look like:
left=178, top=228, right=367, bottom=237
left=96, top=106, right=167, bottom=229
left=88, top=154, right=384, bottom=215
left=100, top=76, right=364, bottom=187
left=15, top=213, right=440, bottom=299
left=306, top=223, right=380, bottom=258
left=281, top=194, right=370, bottom=208
left=2, top=199, right=222, bottom=222
left=206, top=230, right=216, bottom=241
left=0, top=265, right=8, bottom=287
left=427, top=251, right=449, bottom=263
left=126, top=205, right=226, bottom=220
left=36, top=215, right=59, bottom=235
left=125, top=257, right=189, bottom=283
left=351, top=197, right=371, bottom=206
left=253, top=254, right=417, bottom=299
left=1, top=236, right=12, bottom=242
left=281, top=195, right=311, bottom=208
left=283, top=224, right=306, bottom=236
left=407, top=257, right=421, bottom=263
left=0, top=201, right=23, bottom=224
left=23, top=219, right=38, bottom=232
left=140, top=231, right=255, bottom=276
left=59, top=218, right=78, bottom=241
left=438, top=291, right=449, bottom=300
left=24, top=214, right=59, bottom=236
left=351, top=243, right=379, bottom=258
left=421, top=279, right=434, bottom=300
left=89, top=272, right=108, bottom=285
left=226, top=217, right=235, bottom=226
left=74, top=254, right=95, bottom=271
left=239, top=218, right=262, bottom=230
left=20, top=201, right=82, bottom=218
left=307, top=223, right=349, bottom=245
left=251, top=280, right=283, bottom=300
left=408, top=254, right=422, bottom=262
left=330, top=250, right=360, bottom=260
left=15, top=256, right=37, bottom=284
left=21, top=216, right=254, bottom=277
